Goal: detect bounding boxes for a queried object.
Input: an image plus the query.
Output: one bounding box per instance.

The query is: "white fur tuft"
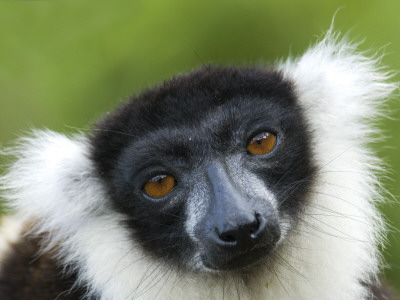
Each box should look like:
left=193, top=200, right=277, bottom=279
left=279, top=30, right=396, bottom=299
left=1, top=32, right=397, bottom=299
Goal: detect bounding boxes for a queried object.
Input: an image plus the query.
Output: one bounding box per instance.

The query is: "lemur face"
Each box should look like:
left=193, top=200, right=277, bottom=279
left=91, top=66, right=315, bottom=272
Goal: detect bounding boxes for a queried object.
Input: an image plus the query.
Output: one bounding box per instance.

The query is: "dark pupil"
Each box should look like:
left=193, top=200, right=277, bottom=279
left=157, top=178, right=163, bottom=184
left=256, top=139, right=262, bottom=145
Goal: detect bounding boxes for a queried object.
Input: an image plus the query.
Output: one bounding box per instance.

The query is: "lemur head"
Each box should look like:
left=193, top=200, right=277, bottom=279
left=2, top=33, right=395, bottom=299
left=90, top=66, right=315, bottom=272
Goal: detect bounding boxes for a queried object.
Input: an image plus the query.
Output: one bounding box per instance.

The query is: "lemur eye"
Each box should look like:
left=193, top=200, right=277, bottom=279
left=143, top=175, right=175, bottom=198
left=247, top=132, right=276, bottom=155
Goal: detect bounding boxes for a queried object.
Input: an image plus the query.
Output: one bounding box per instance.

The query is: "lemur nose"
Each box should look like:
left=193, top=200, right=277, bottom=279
left=215, top=213, right=266, bottom=251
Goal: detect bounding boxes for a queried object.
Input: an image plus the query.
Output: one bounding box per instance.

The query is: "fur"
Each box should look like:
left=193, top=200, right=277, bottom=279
left=0, top=217, right=24, bottom=264
left=0, top=31, right=397, bottom=299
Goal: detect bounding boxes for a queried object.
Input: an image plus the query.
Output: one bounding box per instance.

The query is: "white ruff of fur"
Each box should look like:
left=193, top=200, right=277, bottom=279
left=0, top=32, right=396, bottom=300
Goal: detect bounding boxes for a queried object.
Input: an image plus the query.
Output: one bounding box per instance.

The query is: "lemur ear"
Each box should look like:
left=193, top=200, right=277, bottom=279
left=279, top=30, right=396, bottom=138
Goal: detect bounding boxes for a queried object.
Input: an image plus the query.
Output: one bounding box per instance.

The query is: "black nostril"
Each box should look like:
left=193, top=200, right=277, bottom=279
left=249, top=213, right=261, bottom=237
left=218, top=232, right=236, bottom=244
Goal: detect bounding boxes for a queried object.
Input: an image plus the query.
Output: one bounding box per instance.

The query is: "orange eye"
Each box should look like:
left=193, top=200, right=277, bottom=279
left=247, top=132, right=276, bottom=155
left=143, top=175, right=175, bottom=198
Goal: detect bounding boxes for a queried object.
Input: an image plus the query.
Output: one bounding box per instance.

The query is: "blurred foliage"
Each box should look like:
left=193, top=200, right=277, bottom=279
left=0, top=0, right=399, bottom=291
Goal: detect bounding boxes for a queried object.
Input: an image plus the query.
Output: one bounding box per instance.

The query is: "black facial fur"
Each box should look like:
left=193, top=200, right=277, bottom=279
left=90, top=66, right=315, bottom=272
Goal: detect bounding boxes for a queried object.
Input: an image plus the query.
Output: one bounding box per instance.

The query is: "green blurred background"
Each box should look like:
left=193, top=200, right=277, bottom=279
left=0, top=0, right=399, bottom=291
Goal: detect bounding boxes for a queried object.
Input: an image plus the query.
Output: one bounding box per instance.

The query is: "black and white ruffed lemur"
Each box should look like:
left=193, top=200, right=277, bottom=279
left=0, top=31, right=398, bottom=299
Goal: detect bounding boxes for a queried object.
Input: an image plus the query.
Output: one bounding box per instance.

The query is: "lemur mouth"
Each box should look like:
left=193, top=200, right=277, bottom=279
left=201, top=246, right=270, bottom=271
